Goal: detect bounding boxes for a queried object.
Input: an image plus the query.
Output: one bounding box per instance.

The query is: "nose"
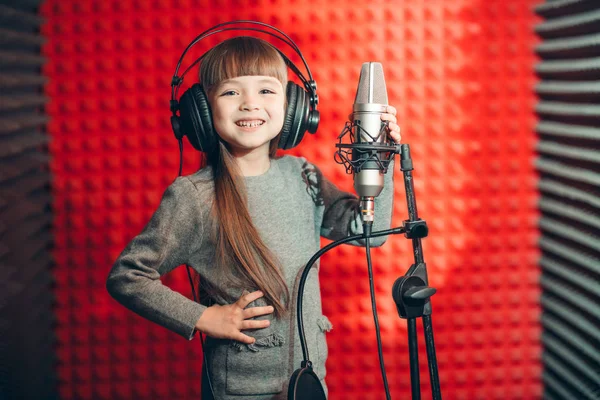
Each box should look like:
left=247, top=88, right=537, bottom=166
left=240, top=93, right=260, bottom=111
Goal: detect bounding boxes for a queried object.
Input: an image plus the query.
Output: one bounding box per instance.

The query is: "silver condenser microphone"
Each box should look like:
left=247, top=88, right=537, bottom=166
left=352, top=62, right=389, bottom=224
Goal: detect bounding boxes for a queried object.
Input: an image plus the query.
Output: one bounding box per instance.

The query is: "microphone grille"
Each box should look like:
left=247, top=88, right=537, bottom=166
left=354, top=62, right=388, bottom=105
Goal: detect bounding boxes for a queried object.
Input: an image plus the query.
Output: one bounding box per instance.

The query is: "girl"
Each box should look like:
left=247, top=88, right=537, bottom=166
left=106, top=36, right=401, bottom=399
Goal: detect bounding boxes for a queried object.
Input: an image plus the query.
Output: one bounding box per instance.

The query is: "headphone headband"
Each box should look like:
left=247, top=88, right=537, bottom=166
left=171, top=21, right=317, bottom=108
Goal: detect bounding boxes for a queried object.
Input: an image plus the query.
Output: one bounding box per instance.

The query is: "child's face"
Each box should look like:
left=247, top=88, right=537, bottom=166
left=209, top=75, right=285, bottom=158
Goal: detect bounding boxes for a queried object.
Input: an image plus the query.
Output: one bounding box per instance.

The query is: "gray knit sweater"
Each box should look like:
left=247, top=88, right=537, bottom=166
left=106, top=155, right=394, bottom=399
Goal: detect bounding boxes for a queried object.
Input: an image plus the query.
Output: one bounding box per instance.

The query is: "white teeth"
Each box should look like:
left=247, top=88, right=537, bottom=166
left=236, top=120, right=264, bottom=127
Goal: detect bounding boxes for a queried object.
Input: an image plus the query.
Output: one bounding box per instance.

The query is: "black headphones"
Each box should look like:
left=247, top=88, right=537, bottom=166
left=169, top=21, right=320, bottom=153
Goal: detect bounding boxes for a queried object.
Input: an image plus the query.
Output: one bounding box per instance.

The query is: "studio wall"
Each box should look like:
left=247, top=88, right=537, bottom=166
left=40, top=0, right=541, bottom=399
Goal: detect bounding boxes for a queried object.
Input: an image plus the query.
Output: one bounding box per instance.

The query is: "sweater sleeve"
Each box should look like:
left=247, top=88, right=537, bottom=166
left=106, top=176, right=207, bottom=340
left=316, top=160, right=395, bottom=247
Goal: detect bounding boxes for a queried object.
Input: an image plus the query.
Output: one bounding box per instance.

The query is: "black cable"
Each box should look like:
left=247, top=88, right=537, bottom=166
left=179, top=149, right=216, bottom=399
left=178, top=139, right=184, bottom=177
left=363, top=222, right=392, bottom=400
left=185, top=264, right=216, bottom=399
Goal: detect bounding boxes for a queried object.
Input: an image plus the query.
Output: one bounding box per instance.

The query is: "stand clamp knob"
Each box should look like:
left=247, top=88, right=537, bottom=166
left=392, top=275, right=437, bottom=319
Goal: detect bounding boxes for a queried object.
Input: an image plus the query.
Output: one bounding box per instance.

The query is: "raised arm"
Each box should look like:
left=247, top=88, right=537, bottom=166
left=315, top=160, right=395, bottom=247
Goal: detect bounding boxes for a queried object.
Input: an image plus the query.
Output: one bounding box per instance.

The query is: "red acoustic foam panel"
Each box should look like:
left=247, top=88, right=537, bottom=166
left=41, top=0, right=541, bottom=399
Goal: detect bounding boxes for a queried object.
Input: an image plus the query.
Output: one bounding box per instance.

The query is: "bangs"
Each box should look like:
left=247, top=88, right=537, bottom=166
left=200, top=37, right=288, bottom=93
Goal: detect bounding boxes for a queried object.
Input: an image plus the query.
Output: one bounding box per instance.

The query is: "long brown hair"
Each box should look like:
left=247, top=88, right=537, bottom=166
left=198, top=37, right=289, bottom=317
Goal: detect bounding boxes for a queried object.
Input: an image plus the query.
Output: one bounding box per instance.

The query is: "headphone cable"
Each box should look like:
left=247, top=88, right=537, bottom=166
left=179, top=142, right=217, bottom=399
left=185, top=265, right=217, bottom=399
left=178, top=139, right=184, bottom=177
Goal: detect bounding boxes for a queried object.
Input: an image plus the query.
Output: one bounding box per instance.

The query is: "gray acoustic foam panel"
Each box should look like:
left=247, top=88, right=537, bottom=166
left=534, top=1, right=600, bottom=399
left=0, top=1, right=57, bottom=399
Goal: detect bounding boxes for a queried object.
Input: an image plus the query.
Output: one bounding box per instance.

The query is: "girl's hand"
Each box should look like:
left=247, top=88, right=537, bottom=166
left=381, top=105, right=401, bottom=144
left=195, top=290, right=274, bottom=344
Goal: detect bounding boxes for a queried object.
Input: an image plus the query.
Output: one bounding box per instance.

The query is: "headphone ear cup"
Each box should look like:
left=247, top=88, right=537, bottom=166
left=179, top=83, right=216, bottom=152
left=280, top=82, right=309, bottom=150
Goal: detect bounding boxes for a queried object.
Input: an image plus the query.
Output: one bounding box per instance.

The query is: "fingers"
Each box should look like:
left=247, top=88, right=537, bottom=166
left=380, top=114, right=396, bottom=124
left=240, top=318, right=271, bottom=331
left=387, top=122, right=401, bottom=143
left=233, top=331, right=257, bottom=345
left=217, top=292, right=275, bottom=345
left=233, top=299, right=272, bottom=343
left=236, top=290, right=264, bottom=309
left=381, top=106, right=401, bottom=143
left=381, top=107, right=397, bottom=121
left=243, top=305, right=274, bottom=319
left=350, top=105, right=400, bottom=143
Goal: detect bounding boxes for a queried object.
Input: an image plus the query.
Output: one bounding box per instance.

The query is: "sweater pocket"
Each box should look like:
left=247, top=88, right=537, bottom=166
left=225, top=332, right=287, bottom=395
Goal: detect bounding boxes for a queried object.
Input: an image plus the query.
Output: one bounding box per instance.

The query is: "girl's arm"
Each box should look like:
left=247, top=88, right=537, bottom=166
left=318, top=160, right=395, bottom=247
left=106, top=177, right=207, bottom=340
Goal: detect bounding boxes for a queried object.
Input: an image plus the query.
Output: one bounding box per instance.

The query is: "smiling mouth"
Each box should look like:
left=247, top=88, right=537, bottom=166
left=236, top=120, right=265, bottom=128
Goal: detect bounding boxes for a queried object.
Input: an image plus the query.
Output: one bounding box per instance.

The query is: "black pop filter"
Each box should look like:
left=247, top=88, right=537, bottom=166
left=288, top=365, right=326, bottom=400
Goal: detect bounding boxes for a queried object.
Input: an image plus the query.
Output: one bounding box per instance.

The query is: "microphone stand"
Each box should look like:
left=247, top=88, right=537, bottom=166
left=292, top=144, right=442, bottom=399
left=392, top=144, right=442, bottom=400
